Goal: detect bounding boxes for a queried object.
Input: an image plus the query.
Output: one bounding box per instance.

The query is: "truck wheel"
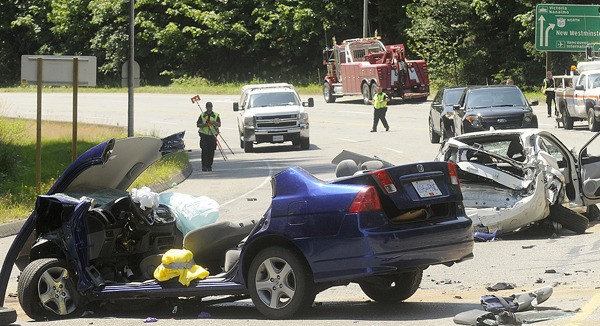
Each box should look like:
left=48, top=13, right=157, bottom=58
left=244, top=141, right=253, bottom=153
left=562, top=107, right=574, bottom=130
left=370, top=83, right=379, bottom=103
left=323, top=82, right=336, bottom=103
left=362, top=83, right=371, bottom=105
left=300, top=138, right=310, bottom=150
left=548, top=204, right=589, bottom=234
left=588, top=107, right=600, bottom=132
left=429, top=117, right=440, bottom=143
left=240, top=137, right=245, bottom=149
left=359, top=270, right=423, bottom=303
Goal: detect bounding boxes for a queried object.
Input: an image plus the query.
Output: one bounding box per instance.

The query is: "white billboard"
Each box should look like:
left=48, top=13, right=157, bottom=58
left=21, top=55, right=97, bottom=86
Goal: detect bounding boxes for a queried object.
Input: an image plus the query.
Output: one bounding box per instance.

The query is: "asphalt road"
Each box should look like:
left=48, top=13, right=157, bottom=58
left=0, top=91, right=599, bottom=325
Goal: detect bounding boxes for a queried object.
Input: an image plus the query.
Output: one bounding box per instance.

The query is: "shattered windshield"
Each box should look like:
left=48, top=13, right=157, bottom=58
left=249, top=92, right=300, bottom=108
left=466, top=87, right=527, bottom=109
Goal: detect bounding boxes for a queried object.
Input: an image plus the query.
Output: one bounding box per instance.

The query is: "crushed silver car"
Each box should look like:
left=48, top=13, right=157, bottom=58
left=436, top=129, right=600, bottom=235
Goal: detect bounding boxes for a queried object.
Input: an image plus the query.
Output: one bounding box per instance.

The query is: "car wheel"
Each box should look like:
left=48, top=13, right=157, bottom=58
left=323, top=82, right=336, bottom=103
left=299, top=138, right=310, bottom=150
left=248, top=247, right=315, bottom=319
left=240, top=136, right=245, bottom=149
left=18, top=258, right=82, bottom=321
left=428, top=118, right=440, bottom=143
left=588, top=107, right=600, bottom=132
left=359, top=270, right=423, bottom=303
left=548, top=204, right=589, bottom=234
left=585, top=204, right=600, bottom=221
left=244, top=141, right=253, bottom=153
left=362, top=83, right=371, bottom=105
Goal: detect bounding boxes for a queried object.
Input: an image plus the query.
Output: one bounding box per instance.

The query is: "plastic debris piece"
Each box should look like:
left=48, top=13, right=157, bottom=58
left=144, top=317, right=158, bottom=323
left=198, top=311, right=211, bottom=318
left=486, top=282, right=516, bottom=291
left=474, top=230, right=498, bottom=242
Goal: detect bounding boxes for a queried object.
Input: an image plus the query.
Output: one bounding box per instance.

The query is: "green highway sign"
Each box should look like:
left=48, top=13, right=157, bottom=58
left=535, top=4, right=600, bottom=52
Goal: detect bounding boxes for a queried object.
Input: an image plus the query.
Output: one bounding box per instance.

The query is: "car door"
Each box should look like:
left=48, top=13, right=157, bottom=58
left=574, top=73, right=588, bottom=117
left=430, top=90, right=443, bottom=133
left=578, top=132, right=600, bottom=204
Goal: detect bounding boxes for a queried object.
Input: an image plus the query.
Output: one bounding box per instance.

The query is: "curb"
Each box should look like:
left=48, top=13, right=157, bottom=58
left=0, top=219, right=25, bottom=239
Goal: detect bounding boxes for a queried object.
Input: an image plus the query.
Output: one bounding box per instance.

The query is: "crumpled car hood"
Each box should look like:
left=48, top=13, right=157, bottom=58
left=50, top=132, right=185, bottom=195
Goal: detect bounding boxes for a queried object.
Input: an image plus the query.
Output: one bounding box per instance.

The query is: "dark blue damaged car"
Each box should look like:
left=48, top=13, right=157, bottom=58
left=0, top=132, right=473, bottom=320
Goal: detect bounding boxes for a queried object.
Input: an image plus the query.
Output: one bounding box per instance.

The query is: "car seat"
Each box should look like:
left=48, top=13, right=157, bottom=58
left=335, top=159, right=359, bottom=177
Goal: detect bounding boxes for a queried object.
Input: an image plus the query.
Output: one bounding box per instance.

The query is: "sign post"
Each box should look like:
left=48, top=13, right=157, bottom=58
left=535, top=4, right=600, bottom=52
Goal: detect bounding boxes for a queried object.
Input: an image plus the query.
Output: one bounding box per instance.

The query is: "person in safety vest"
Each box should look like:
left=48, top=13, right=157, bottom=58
left=196, top=102, right=221, bottom=171
left=371, top=85, right=390, bottom=132
left=541, top=71, right=556, bottom=117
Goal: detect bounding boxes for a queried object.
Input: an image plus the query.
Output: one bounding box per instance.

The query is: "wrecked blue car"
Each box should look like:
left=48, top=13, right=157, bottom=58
left=0, top=132, right=473, bottom=320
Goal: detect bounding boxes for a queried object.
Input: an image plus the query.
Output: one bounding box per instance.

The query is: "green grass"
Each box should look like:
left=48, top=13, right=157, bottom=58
left=0, top=117, right=189, bottom=223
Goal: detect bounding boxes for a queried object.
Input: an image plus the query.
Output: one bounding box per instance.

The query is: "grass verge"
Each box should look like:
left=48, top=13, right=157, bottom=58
left=0, top=117, right=189, bottom=224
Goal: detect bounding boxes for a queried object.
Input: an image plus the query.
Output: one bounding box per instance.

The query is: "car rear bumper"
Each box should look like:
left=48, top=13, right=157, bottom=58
left=303, top=215, right=474, bottom=283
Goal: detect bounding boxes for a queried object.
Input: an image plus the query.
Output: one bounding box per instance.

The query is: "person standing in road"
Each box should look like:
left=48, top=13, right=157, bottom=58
left=542, top=71, right=556, bottom=117
left=196, top=102, right=221, bottom=172
left=371, top=86, right=390, bottom=132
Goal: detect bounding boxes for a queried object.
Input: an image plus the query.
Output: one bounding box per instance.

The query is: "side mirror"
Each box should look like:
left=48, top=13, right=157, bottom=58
left=530, top=100, right=539, bottom=106
left=576, top=85, right=585, bottom=91
left=453, top=104, right=464, bottom=112
left=233, top=102, right=239, bottom=111
left=303, top=98, right=315, bottom=107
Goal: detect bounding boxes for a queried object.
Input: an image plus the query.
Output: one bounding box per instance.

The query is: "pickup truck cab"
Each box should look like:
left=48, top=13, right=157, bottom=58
left=555, top=62, right=600, bottom=131
left=233, top=83, right=314, bottom=152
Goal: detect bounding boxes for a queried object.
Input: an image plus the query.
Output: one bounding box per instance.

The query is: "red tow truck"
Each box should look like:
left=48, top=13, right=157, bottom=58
left=322, top=36, right=430, bottom=104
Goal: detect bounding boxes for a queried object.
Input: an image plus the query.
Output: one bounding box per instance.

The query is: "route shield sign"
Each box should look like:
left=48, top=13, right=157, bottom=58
left=535, top=4, right=600, bottom=52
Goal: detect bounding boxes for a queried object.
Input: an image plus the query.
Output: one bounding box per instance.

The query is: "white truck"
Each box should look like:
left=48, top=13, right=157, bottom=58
left=233, top=83, right=314, bottom=152
left=555, top=61, right=600, bottom=131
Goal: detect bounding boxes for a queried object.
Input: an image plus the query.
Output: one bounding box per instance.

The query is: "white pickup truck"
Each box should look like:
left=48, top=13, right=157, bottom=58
left=555, top=61, right=600, bottom=131
left=233, top=83, right=314, bottom=152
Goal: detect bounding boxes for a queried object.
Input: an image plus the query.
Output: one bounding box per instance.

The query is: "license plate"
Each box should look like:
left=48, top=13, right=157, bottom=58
left=273, top=135, right=284, bottom=142
left=412, top=179, right=442, bottom=198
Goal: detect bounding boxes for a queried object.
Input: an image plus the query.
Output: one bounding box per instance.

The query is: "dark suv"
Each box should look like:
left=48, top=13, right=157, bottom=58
left=452, top=85, right=539, bottom=136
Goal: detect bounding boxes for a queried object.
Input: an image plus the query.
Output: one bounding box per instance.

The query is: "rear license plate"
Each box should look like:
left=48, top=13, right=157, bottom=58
left=412, top=179, right=442, bottom=198
left=273, top=135, right=284, bottom=142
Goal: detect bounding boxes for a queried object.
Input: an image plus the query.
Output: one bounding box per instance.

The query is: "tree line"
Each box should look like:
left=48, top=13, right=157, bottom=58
left=0, top=0, right=594, bottom=89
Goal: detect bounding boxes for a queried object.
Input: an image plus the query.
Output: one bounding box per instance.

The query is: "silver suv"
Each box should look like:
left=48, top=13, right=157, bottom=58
left=233, top=83, right=314, bottom=152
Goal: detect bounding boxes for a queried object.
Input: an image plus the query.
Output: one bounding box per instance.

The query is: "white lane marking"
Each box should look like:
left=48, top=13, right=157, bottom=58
left=384, top=147, right=404, bottom=154
left=220, top=157, right=273, bottom=207
left=338, top=138, right=360, bottom=143
left=339, top=111, right=371, bottom=115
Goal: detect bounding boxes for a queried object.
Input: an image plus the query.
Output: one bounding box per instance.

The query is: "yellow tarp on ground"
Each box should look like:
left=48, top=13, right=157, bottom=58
left=154, top=249, right=209, bottom=286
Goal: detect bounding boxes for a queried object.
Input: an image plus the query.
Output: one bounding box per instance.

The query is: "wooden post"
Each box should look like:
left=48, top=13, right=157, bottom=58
left=36, top=58, right=42, bottom=193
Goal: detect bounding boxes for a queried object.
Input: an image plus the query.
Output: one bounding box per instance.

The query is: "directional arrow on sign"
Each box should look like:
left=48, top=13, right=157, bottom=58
left=538, top=15, right=546, bottom=47
left=545, top=23, right=555, bottom=47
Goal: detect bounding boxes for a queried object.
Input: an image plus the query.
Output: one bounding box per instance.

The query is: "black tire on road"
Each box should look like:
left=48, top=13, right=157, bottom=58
left=560, top=102, right=574, bottom=129
left=248, top=247, right=315, bottom=319
left=300, top=138, right=310, bottom=150
left=548, top=205, right=589, bottom=234
left=0, top=307, right=17, bottom=325
left=585, top=204, right=600, bottom=221
left=244, top=141, right=253, bottom=153
left=323, top=82, right=336, bottom=103
left=359, top=270, right=423, bottom=304
left=18, top=258, right=82, bottom=321
left=429, top=117, right=440, bottom=144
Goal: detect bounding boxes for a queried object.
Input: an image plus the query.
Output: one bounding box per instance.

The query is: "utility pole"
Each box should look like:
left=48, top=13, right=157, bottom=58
left=363, top=0, right=368, bottom=38
left=128, top=0, right=135, bottom=136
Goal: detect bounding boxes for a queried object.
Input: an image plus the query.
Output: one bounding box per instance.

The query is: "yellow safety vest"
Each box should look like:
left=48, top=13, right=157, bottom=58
left=374, top=93, right=388, bottom=109
left=199, top=112, right=219, bottom=135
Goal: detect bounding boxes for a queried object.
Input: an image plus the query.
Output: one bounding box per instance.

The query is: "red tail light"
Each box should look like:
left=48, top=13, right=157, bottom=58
left=348, top=186, right=382, bottom=213
left=370, top=169, right=397, bottom=193
left=447, top=162, right=460, bottom=186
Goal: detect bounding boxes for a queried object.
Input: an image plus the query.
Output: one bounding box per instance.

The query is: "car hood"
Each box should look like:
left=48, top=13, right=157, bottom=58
left=48, top=131, right=185, bottom=195
left=467, top=106, right=531, bottom=116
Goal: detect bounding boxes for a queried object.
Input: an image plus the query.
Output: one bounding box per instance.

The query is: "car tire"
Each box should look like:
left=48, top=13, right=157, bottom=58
left=362, top=83, right=371, bottom=105
left=548, top=204, right=589, bottom=234
left=248, top=247, right=315, bottom=319
left=359, top=270, right=423, bottom=303
left=300, top=138, right=310, bottom=150
left=585, top=204, right=600, bottom=221
left=323, top=82, right=336, bottom=103
left=588, top=107, right=599, bottom=132
left=429, top=117, right=440, bottom=143
left=18, top=258, right=82, bottom=321
left=244, top=141, right=253, bottom=153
